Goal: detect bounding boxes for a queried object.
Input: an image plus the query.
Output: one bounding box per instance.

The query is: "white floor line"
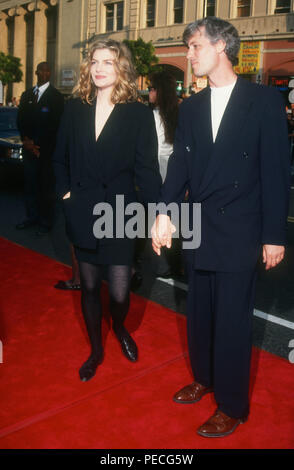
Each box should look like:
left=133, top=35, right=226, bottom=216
left=157, top=277, right=294, bottom=331
left=253, top=309, right=294, bottom=330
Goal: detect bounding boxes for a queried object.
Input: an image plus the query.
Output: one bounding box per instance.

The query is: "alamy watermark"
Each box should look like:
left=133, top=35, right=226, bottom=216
left=93, top=195, right=201, bottom=249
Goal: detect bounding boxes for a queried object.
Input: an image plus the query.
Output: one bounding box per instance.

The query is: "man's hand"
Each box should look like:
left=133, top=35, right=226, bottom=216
left=23, top=136, right=40, bottom=157
left=151, top=214, right=176, bottom=256
left=263, top=244, right=285, bottom=270
left=62, top=192, right=71, bottom=200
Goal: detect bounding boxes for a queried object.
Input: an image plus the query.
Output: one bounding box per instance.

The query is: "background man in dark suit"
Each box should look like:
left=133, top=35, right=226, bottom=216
left=17, top=61, right=64, bottom=235
left=152, top=17, right=290, bottom=438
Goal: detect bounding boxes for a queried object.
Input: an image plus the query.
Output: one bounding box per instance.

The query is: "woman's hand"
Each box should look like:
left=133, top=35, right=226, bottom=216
left=63, top=192, right=71, bottom=200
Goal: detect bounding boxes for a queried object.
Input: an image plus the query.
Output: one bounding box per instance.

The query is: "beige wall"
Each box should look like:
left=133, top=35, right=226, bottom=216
left=56, top=0, right=89, bottom=92
left=217, top=0, right=231, bottom=18
left=13, top=6, right=27, bottom=100
left=253, top=0, right=268, bottom=16
left=0, top=0, right=88, bottom=100
left=33, top=2, right=48, bottom=74
left=0, top=11, right=8, bottom=54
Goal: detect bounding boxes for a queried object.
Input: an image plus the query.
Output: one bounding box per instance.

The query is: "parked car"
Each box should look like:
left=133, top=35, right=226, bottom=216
left=0, top=107, right=23, bottom=162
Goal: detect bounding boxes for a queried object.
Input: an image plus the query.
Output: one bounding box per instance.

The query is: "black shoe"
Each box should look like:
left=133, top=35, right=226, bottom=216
left=79, top=353, right=103, bottom=382
left=114, top=328, right=138, bottom=362
left=130, top=271, right=143, bottom=291
left=16, top=220, right=37, bottom=230
left=54, top=280, right=81, bottom=290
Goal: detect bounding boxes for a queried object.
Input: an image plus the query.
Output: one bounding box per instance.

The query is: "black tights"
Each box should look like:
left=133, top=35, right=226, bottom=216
left=78, top=261, right=132, bottom=359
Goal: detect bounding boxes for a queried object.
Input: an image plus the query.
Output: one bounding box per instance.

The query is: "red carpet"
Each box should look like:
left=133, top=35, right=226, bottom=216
left=0, top=237, right=293, bottom=449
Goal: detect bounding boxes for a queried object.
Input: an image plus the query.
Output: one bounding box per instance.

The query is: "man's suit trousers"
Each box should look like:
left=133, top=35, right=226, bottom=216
left=23, top=149, right=55, bottom=228
left=186, top=267, right=257, bottom=419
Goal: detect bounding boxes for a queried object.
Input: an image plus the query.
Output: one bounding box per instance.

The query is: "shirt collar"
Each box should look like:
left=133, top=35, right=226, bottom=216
left=35, top=82, right=50, bottom=93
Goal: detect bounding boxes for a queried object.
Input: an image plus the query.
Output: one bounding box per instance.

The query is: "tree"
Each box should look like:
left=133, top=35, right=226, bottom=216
left=0, top=52, right=23, bottom=103
left=123, top=37, right=161, bottom=88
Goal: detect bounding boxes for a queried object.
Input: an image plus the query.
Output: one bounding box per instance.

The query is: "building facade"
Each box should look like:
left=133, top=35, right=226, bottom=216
left=89, top=0, right=294, bottom=97
left=0, top=0, right=294, bottom=102
left=0, top=0, right=89, bottom=102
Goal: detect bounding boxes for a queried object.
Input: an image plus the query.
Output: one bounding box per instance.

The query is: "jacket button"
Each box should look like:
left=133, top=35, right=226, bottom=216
left=234, top=181, right=239, bottom=188
left=243, top=151, right=249, bottom=158
left=219, top=207, right=225, bottom=215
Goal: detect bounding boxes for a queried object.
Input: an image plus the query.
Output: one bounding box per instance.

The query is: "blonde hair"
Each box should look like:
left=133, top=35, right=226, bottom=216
left=74, top=39, right=138, bottom=104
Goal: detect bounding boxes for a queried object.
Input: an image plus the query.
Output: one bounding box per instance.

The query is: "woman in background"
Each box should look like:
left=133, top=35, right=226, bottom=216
left=148, top=71, right=179, bottom=277
left=148, top=71, right=178, bottom=182
left=53, top=39, right=161, bottom=382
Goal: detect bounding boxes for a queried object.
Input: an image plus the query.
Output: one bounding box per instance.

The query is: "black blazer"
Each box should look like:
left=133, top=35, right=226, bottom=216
left=53, top=98, right=162, bottom=251
left=17, top=84, right=64, bottom=157
left=161, top=77, right=291, bottom=272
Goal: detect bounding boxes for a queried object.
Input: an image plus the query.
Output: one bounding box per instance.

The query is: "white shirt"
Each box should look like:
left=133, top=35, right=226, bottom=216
left=210, top=80, right=237, bottom=142
left=153, top=108, right=173, bottom=182
left=34, top=82, right=50, bottom=102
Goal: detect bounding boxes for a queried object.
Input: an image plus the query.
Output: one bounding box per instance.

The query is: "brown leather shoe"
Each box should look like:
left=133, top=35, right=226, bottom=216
left=197, top=409, right=247, bottom=438
left=173, top=381, right=213, bottom=404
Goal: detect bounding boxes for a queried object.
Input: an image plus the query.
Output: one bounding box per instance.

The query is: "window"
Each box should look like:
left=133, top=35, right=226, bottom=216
left=116, top=1, right=123, bottom=30
left=105, top=1, right=124, bottom=32
left=237, top=0, right=251, bottom=17
left=174, top=0, right=184, bottom=24
left=204, top=0, right=216, bottom=17
left=274, top=0, right=291, bottom=14
left=47, top=7, right=57, bottom=42
left=106, top=4, right=114, bottom=31
left=146, top=0, right=156, bottom=28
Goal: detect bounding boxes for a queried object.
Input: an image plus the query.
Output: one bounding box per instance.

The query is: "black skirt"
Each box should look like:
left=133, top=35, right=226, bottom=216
left=74, top=238, right=135, bottom=266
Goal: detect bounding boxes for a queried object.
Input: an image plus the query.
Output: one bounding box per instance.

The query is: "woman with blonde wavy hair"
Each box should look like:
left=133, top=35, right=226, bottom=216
left=53, top=39, right=161, bottom=382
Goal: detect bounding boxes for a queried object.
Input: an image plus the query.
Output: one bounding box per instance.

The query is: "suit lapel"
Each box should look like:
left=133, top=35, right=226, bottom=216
left=82, top=98, right=96, bottom=154
left=193, top=86, right=213, bottom=145
left=191, top=87, right=214, bottom=189
left=198, top=77, right=253, bottom=194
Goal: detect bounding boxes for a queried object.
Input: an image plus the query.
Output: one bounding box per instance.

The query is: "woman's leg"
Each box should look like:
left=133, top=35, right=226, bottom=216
left=78, top=260, right=104, bottom=381
left=71, top=244, right=81, bottom=285
left=108, top=265, right=138, bottom=362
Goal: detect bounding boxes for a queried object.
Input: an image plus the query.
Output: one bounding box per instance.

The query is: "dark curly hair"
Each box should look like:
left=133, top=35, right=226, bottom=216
left=148, top=70, right=179, bottom=145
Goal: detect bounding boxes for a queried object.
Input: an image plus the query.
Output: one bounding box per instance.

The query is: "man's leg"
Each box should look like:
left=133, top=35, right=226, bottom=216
left=38, top=157, right=55, bottom=231
left=213, top=269, right=257, bottom=419
left=173, top=268, right=214, bottom=404
left=22, top=150, right=39, bottom=223
left=187, top=269, right=215, bottom=388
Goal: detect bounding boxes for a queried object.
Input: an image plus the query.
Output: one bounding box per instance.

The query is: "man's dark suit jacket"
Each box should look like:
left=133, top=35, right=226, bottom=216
left=17, top=84, right=64, bottom=158
left=161, top=76, right=291, bottom=272
left=53, top=98, right=161, bottom=252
